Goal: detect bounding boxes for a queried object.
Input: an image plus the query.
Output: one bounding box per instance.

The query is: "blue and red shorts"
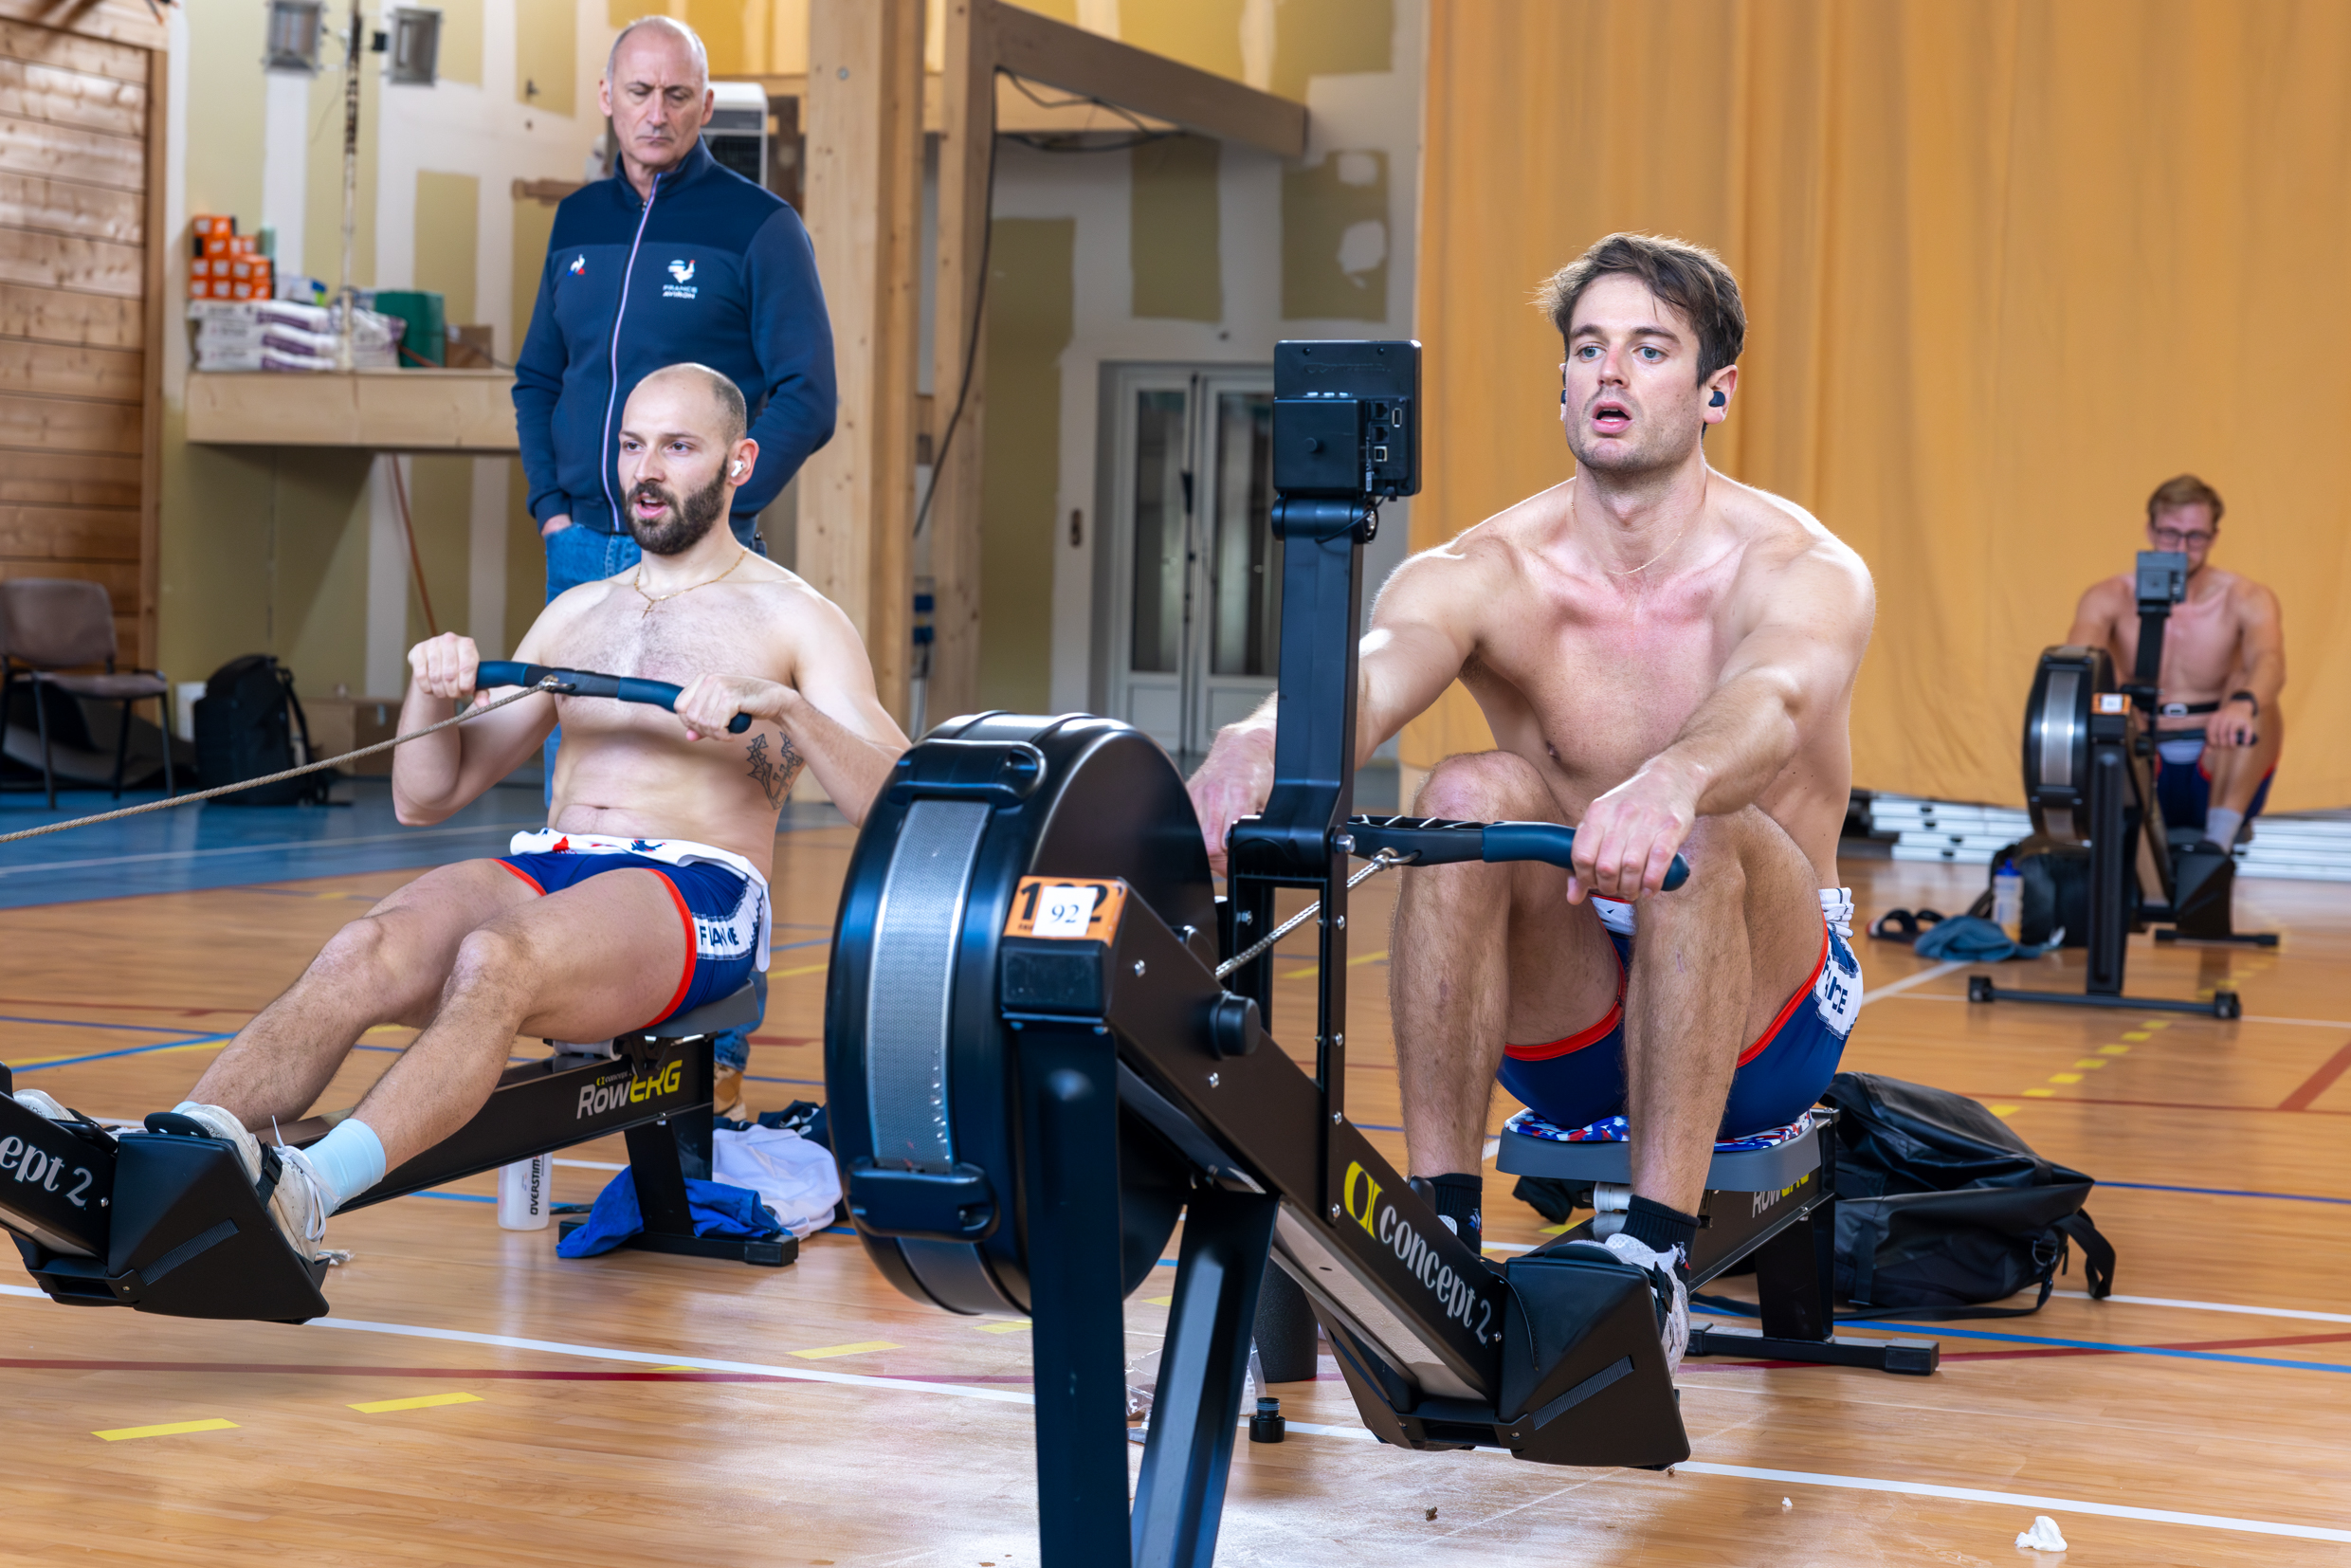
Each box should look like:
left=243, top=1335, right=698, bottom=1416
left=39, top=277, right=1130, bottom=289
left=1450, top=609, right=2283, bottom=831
left=1496, top=893, right=1863, bottom=1141
left=497, top=835, right=764, bottom=1029
left=2152, top=729, right=2274, bottom=839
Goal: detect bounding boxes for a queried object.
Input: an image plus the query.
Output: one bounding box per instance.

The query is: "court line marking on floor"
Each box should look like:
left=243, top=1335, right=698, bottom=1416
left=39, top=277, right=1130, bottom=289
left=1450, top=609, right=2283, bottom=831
left=553, top=1158, right=625, bottom=1172
left=2098, top=1178, right=2351, bottom=1206
left=1855, top=961, right=1964, bottom=1006
left=349, top=1391, right=483, bottom=1413
left=1196, top=1418, right=2351, bottom=1544
left=92, top=1417, right=238, bottom=1441
left=1821, top=1319, right=2351, bottom=1374
left=2052, top=1290, right=2351, bottom=1325
left=9, top=1289, right=2343, bottom=1544
left=9, top=1032, right=237, bottom=1072
left=0, top=822, right=523, bottom=879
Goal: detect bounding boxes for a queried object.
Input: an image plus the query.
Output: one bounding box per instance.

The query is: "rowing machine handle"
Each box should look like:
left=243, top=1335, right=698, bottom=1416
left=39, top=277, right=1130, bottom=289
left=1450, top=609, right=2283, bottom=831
left=1345, top=814, right=1690, bottom=892
left=475, top=661, right=754, bottom=735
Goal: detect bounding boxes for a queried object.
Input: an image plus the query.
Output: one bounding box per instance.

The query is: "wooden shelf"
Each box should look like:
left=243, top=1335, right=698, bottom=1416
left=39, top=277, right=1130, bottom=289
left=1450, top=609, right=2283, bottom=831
left=184, top=368, right=519, bottom=453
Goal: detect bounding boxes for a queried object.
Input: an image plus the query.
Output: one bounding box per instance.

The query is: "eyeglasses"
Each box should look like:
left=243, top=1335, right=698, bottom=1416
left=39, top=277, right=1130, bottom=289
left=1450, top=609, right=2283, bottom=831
left=2150, top=526, right=2214, bottom=548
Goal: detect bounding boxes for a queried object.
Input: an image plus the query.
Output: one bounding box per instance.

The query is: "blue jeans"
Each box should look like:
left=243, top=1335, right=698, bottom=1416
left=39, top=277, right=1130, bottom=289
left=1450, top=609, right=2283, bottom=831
left=538, top=517, right=766, bottom=1071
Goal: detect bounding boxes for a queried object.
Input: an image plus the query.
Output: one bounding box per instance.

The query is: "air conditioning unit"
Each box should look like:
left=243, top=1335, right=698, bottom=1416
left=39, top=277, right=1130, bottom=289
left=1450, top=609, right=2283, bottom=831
left=703, top=82, right=770, bottom=189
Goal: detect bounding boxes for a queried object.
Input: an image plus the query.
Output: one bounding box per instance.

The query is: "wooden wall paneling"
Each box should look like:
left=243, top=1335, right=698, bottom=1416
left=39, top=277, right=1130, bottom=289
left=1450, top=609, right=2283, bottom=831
left=0, top=279, right=138, bottom=344
left=0, top=14, right=151, bottom=81
left=0, top=501, right=135, bottom=557
left=0, top=111, right=142, bottom=188
left=800, top=0, right=923, bottom=725
left=0, top=388, right=138, bottom=451
left=0, top=225, right=140, bottom=293
left=0, top=168, right=142, bottom=241
left=0, top=337, right=138, bottom=398
left=0, top=52, right=145, bottom=136
left=927, top=0, right=995, bottom=722
left=0, top=449, right=137, bottom=506
left=0, top=2, right=166, bottom=55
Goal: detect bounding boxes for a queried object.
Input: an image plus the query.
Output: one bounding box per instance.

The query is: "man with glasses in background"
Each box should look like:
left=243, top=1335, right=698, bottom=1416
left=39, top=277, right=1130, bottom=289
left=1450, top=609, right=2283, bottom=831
left=2064, top=475, right=2285, bottom=849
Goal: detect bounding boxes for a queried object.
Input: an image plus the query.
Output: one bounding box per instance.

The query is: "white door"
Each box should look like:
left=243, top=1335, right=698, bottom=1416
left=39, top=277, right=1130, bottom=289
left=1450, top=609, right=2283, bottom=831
left=1104, top=367, right=1279, bottom=761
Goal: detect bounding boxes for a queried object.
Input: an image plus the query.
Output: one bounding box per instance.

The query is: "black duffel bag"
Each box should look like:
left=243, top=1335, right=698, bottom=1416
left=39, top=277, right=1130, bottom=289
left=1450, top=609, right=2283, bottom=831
left=192, top=654, right=329, bottom=806
left=1970, top=835, right=2093, bottom=948
left=1820, top=1072, right=2113, bottom=1319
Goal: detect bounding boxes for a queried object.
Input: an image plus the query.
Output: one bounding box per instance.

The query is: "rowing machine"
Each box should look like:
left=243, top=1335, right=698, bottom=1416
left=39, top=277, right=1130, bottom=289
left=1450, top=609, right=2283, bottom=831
left=0, top=665, right=783, bottom=1317
left=825, top=342, right=1927, bottom=1568
left=1974, top=553, right=2266, bottom=1019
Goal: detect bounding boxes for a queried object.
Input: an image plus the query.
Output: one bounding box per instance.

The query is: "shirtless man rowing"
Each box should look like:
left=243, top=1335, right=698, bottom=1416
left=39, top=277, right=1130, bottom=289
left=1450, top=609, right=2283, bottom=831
left=1189, top=233, right=1874, bottom=1369
left=2064, top=475, right=2285, bottom=848
left=145, top=364, right=906, bottom=1256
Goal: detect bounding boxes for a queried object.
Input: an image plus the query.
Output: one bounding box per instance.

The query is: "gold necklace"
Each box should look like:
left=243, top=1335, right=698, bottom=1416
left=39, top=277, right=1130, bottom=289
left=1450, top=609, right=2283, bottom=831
left=631, top=548, right=750, bottom=617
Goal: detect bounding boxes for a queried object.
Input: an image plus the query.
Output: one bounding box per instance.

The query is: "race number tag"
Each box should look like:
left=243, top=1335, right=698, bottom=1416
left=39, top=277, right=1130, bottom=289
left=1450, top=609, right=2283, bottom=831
left=2094, top=693, right=2128, bottom=715
left=1004, top=878, right=1127, bottom=941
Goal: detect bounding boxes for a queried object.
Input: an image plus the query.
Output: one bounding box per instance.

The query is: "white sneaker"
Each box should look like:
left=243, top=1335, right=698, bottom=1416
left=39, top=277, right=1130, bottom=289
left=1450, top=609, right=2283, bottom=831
left=1602, top=1231, right=1690, bottom=1377
left=9, top=1088, right=72, bottom=1121
left=170, top=1103, right=332, bottom=1262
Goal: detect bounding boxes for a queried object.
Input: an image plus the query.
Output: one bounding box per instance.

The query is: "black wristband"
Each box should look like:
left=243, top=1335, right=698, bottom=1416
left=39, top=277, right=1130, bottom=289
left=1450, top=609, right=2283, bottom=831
left=2229, top=689, right=2260, bottom=718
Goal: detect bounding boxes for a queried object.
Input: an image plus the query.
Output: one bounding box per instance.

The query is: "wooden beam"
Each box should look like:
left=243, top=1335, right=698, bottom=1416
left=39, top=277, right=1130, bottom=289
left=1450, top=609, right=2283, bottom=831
left=0, top=0, right=166, bottom=52
left=924, top=0, right=994, bottom=723
left=799, top=0, right=922, bottom=726
left=135, top=37, right=157, bottom=666
left=725, top=71, right=1179, bottom=140
left=985, top=0, right=1305, bottom=159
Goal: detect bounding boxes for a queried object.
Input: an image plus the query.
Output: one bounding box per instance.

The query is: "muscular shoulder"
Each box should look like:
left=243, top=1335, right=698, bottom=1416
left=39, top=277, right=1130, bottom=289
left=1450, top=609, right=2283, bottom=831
left=1370, top=486, right=1555, bottom=624
left=1716, top=478, right=1873, bottom=625
left=737, top=559, right=870, bottom=665
left=2216, top=568, right=2283, bottom=621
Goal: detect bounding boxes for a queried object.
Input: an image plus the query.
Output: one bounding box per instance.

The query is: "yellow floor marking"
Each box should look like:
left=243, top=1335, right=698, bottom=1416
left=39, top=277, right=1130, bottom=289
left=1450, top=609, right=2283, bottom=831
left=2100, top=1044, right=2132, bottom=1055
left=1279, top=949, right=1391, bottom=980
left=649, top=1365, right=701, bottom=1371
left=974, top=1321, right=1029, bottom=1334
left=2048, top=1072, right=2084, bottom=1085
left=2023, top=1088, right=2056, bottom=1098
left=364, top=1025, right=413, bottom=1036
left=773, top=962, right=829, bottom=979
left=1145, top=1295, right=1176, bottom=1307
left=1987, top=1103, right=2022, bottom=1118
left=2121, top=1030, right=2152, bottom=1041
left=2071, top=1059, right=2109, bottom=1069
left=349, top=1392, right=483, bottom=1414
left=1540, top=1222, right=1574, bottom=1235
left=2141, top=1019, right=2173, bottom=1030
left=93, top=1418, right=238, bottom=1442
left=788, top=1340, right=898, bottom=1359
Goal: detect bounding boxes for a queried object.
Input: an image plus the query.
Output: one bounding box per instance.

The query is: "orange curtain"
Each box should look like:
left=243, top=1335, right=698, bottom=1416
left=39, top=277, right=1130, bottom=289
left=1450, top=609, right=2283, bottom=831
left=1412, top=0, right=2351, bottom=811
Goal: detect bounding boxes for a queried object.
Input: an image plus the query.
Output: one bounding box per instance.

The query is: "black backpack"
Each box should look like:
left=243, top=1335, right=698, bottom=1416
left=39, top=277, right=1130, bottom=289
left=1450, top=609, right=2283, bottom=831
left=1972, top=836, right=2093, bottom=948
left=192, top=654, right=330, bottom=806
left=1818, top=1072, right=2114, bottom=1319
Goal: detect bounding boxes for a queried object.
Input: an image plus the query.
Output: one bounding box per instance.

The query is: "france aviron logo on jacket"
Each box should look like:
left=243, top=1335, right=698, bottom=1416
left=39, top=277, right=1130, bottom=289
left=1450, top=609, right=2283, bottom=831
left=664, top=258, right=698, bottom=299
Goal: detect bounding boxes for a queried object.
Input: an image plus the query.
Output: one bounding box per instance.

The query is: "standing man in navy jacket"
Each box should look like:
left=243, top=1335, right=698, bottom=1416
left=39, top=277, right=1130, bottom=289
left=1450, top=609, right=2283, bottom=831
left=513, top=14, right=836, bottom=1114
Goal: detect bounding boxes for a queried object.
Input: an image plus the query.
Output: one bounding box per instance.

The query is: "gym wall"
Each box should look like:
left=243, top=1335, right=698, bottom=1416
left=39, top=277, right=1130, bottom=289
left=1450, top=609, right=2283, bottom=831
left=1410, top=0, right=2351, bottom=812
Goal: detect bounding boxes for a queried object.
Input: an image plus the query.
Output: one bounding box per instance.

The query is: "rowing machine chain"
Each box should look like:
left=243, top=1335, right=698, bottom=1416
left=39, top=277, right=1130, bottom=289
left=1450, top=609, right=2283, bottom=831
left=1212, top=849, right=1407, bottom=982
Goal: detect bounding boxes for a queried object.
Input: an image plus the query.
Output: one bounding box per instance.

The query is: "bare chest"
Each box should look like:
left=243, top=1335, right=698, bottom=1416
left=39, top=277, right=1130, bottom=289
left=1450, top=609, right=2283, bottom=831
left=1474, top=575, right=1740, bottom=783
left=2115, top=589, right=2241, bottom=696
left=540, top=586, right=793, bottom=736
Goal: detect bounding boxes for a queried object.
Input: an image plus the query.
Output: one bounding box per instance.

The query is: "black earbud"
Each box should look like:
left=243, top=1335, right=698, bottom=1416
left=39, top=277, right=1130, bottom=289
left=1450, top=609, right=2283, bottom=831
left=1708, top=388, right=1727, bottom=409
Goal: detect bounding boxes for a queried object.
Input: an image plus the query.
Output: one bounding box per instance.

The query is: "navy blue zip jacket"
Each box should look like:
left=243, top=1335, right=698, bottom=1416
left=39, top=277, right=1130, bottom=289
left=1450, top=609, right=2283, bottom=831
left=513, top=140, right=835, bottom=536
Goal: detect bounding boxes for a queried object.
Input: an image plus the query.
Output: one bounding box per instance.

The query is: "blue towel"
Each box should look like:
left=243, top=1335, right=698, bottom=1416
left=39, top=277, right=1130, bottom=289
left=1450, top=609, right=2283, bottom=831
left=1913, top=914, right=2052, bottom=962
left=555, top=1167, right=785, bottom=1258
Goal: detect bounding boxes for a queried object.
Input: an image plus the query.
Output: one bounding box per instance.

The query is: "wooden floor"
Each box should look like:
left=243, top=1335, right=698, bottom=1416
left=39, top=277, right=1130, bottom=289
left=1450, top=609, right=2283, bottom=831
left=4, top=830, right=2349, bottom=1566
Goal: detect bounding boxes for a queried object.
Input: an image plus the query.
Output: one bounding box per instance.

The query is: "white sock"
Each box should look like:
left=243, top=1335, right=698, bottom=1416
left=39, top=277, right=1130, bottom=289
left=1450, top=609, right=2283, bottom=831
left=298, top=1118, right=387, bottom=1214
left=2205, top=807, right=2244, bottom=848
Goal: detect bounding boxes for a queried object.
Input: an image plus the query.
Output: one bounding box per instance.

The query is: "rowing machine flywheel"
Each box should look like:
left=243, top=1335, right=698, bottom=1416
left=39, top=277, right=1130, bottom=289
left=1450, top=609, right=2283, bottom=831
left=2022, top=645, right=2115, bottom=845
left=823, top=713, right=1216, bottom=1315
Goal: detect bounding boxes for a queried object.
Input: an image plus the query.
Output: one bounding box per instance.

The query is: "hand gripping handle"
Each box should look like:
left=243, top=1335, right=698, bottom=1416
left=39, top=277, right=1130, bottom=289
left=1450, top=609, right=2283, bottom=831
left=1344, top=814, right=1690, bottom=891
left=475, top=661, right=754, bottom=734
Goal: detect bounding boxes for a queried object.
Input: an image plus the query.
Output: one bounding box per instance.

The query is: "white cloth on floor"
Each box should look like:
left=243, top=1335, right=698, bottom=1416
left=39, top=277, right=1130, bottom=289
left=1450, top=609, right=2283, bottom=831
left=710, top=1124, right=840, bottom=1239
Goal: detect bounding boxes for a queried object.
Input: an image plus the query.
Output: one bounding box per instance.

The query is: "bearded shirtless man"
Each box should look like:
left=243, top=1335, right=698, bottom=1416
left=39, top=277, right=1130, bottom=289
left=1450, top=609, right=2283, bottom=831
left=2064, top=475, right=2285, bottom=848
left=136, top=364, right=908, bottom=1258
left=1188, top=234, right=1874, bottom=1368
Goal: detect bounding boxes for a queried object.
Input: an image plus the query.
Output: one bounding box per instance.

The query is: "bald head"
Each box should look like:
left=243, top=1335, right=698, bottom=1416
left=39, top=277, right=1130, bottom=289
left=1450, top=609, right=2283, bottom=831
left=607, top=16, right=707, bottom=88
left=634, top=362, right=746, bottom=447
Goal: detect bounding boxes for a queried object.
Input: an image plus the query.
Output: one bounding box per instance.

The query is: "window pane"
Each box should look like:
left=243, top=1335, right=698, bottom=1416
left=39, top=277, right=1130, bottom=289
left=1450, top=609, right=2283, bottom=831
left=1129, top=389, right=1189, bottom=674
left=1209, top=392, right=1278, bottom=676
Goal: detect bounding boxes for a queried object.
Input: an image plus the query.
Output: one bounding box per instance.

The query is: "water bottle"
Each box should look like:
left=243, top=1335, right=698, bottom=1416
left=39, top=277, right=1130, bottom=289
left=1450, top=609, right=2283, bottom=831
left=497, top=1153, right=553, bottom=1230
left=1993, top=858, right=2023, bottom=942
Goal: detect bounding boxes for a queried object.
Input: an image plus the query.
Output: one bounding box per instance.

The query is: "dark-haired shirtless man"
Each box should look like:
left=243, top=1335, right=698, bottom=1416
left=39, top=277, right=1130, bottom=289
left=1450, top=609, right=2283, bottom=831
left=1189, top=233, right=1874, bottom=1372
left=7, top=364, right=909, bottom=1259
left=2064, top=475, right=2284, bottom=849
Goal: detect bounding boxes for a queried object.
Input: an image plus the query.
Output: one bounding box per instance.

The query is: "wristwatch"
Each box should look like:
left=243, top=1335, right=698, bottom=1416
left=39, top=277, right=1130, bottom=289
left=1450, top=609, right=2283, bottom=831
left=2228, top=689, right=2260, bottom=718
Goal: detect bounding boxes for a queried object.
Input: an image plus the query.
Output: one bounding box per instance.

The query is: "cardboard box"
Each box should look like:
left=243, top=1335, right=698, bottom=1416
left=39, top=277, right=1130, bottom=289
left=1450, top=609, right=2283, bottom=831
left=304, top=696, right=403, bottom=775
left=203, top=236, right=232, bottom=259
left=209, top=280, right=233, bottom=299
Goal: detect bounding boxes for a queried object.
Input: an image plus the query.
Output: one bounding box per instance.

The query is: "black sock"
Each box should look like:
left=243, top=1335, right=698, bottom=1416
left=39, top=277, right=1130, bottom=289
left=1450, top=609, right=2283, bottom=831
left=1409, top=1173, right=1483, bottom=1247
left=1622, top=1195, right=1698, bottom=1278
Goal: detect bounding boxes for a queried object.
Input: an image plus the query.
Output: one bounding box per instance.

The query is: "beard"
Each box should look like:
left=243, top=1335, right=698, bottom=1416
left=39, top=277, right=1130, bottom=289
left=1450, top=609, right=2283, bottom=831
left=626, top=467, right=730, bottom=556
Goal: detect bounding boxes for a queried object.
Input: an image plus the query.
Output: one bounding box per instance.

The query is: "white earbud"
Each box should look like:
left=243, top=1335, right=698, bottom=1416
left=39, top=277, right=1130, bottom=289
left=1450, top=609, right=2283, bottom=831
left=730, top=461, right=743, bottom=476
